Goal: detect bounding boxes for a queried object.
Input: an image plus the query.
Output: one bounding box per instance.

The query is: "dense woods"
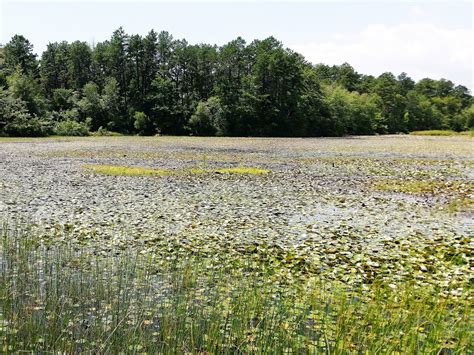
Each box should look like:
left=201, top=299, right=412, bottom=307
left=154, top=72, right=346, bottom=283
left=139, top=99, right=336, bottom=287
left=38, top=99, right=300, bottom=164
left=0, top=28, right=472, bottom=137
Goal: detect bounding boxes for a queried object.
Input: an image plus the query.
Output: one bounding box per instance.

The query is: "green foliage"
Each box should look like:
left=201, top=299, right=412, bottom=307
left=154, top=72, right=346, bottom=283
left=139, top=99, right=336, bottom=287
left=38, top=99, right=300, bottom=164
left=1, top=226, right=471, bottom=353
left=72, top=79, right=122, bottom=131
left=0, top=87, right=50, bottom=136
left=67, top=41, right=92, bottom=90
left=454, top=103, right=474, bottom=130
left=40, top=42, right=71, bottom=95
left=0, top=30, right=472, bottom=137
left=7, top=69, right=46, bottom=117
left=371, top=72, right=407, bottom=133
left=2, top=114, right=50, bottom=137
left=314, top=63, right=361, bottom=91
left=189, top=96, right=224, bottom=136
left=244, top=38, right=307, bottom=136
left=55, top=119, right=90, bottom=136
left=101, top=77, right=123, bottom=130
left=77, top=82, right=101, bottom=120
left=51, top=88, right=77, bottom=112
left=2, top=34, right=37, bottom=75
left=54, top=108, right=80, bottom=122
left=322, top=84, right=383, bottom=135
left=133, top=111, right=152, bottom=135
left=404, top=91, right=442, bottom=131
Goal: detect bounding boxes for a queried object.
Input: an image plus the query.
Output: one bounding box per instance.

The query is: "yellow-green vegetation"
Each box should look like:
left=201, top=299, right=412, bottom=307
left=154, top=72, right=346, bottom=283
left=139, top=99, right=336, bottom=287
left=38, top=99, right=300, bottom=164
left=82, top=164, right=172, bottom=176
left=214, top=166, right=270, bottom=174
left=374, top=179, right=470, bottom=194
left=459, top=130, right=474, bottom=137
left=89, top=130, right=124, bottom=137
left=446, top=197, right=474, bottom=213
left=0, top=136, right=69, bottom=142
left=409, top=130, right=472, bottom=136
left=0, top=227, right=471, bottom=353
left=83, top=164, right=270, bottom=176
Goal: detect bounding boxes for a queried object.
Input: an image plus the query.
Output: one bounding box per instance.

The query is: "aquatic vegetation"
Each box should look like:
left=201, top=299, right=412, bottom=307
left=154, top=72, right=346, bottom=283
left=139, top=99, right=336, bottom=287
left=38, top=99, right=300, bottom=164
left=82, top=164, right=173, bottom=176
left=374, top=179, right=471, bottom=194
left=0, top=226, right=471, bottom=353
left=0, top=136, right=472, bottom=353
left=83, top=164, right=271, bottom=176
left=213, top=167, right=270, bottom=174
left=446, top=197, right=474, bottom=213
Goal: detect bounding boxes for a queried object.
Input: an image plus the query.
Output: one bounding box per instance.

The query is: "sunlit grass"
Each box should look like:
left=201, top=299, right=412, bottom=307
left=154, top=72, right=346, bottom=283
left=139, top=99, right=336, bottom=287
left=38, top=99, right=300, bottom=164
left=82, top=164, right=173, bottom=176
left=82, top=164, right=271, bottom=177
left=409, top=130, right=472, bottom=136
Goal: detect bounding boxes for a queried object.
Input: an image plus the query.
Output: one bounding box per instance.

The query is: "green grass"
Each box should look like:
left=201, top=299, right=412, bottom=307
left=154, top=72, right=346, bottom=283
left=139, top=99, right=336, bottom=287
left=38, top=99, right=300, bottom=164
left=409, top=130, right=472, bottom=136
left=0, top=225, right=471, bottom=353
left=83, top=164, right=271, bottom=177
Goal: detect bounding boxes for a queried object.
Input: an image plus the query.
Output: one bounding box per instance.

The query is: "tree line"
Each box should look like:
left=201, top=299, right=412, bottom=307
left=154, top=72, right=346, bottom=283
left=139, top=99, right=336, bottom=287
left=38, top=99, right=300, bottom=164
left=0, top=28, right=472, bottom=137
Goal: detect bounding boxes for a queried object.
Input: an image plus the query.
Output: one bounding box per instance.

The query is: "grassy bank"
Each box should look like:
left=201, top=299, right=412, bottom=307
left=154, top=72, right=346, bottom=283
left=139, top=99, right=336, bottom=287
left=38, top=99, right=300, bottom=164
left=0, top=225, right=471, bottom=353
left=409, top=130, right=473, bottom=136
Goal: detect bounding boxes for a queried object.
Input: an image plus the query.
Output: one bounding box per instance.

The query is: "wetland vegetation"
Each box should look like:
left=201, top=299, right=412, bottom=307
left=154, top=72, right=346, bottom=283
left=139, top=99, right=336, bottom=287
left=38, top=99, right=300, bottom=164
left=0, top=135, right=472, bottom=352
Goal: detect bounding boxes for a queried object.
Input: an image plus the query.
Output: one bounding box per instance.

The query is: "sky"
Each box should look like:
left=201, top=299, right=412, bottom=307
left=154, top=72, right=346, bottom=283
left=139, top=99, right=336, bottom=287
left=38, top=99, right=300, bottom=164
left=1, top=0, right=472, bottom=91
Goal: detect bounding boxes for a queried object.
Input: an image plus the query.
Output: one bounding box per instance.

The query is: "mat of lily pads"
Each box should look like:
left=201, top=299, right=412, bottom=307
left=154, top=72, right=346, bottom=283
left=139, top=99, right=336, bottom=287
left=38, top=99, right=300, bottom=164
left=0, top=135, right=472, bottom=295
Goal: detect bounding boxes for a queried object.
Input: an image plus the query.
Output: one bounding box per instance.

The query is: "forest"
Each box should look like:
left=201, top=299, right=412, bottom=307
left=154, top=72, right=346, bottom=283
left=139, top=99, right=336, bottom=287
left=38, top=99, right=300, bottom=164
left=0, top=28, right=472, bottom=137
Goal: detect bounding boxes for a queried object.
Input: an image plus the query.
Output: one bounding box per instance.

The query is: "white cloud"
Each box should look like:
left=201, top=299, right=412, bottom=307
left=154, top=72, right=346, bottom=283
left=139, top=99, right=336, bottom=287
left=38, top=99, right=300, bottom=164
left=290, top=23, right=473, bottom=91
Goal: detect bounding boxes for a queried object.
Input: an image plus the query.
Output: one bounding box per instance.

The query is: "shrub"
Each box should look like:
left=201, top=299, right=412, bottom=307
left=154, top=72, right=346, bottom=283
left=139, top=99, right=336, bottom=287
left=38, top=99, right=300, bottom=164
left=133, top=111, right=152, bottom=135
left=3, top=114, right=51, bottom=137
left=55, top=120, right=90, bottom=136
left=0, top=88, right=51, bottom=136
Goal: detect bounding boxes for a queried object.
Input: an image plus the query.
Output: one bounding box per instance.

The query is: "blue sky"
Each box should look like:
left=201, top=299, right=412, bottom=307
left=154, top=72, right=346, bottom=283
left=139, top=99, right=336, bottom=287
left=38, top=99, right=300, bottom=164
left=1, top=1, right=472, bottom=90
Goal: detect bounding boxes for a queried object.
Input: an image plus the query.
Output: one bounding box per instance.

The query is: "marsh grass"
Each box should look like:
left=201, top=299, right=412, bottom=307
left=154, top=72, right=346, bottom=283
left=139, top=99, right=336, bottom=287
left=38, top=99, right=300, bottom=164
left=83, top=164, right=270, bottom=177
left=409, top=130, right=472, bottom=137
left=0, top=225, right=471, bottom=353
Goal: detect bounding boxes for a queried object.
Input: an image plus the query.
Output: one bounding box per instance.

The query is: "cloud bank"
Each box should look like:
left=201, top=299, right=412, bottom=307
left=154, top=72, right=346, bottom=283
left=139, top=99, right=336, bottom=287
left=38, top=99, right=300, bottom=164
left=290, top=23, right=472, bottom=91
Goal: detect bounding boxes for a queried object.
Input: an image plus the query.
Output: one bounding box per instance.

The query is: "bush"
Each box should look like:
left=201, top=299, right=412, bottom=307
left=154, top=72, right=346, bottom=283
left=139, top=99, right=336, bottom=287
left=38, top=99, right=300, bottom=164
left=133, top=111, right=152, bottom=135
left=3, top=115, right=51, bottom=137
left=55, top=120, right=90, bottom=136
left=0, top=88, right=52, bottom=137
